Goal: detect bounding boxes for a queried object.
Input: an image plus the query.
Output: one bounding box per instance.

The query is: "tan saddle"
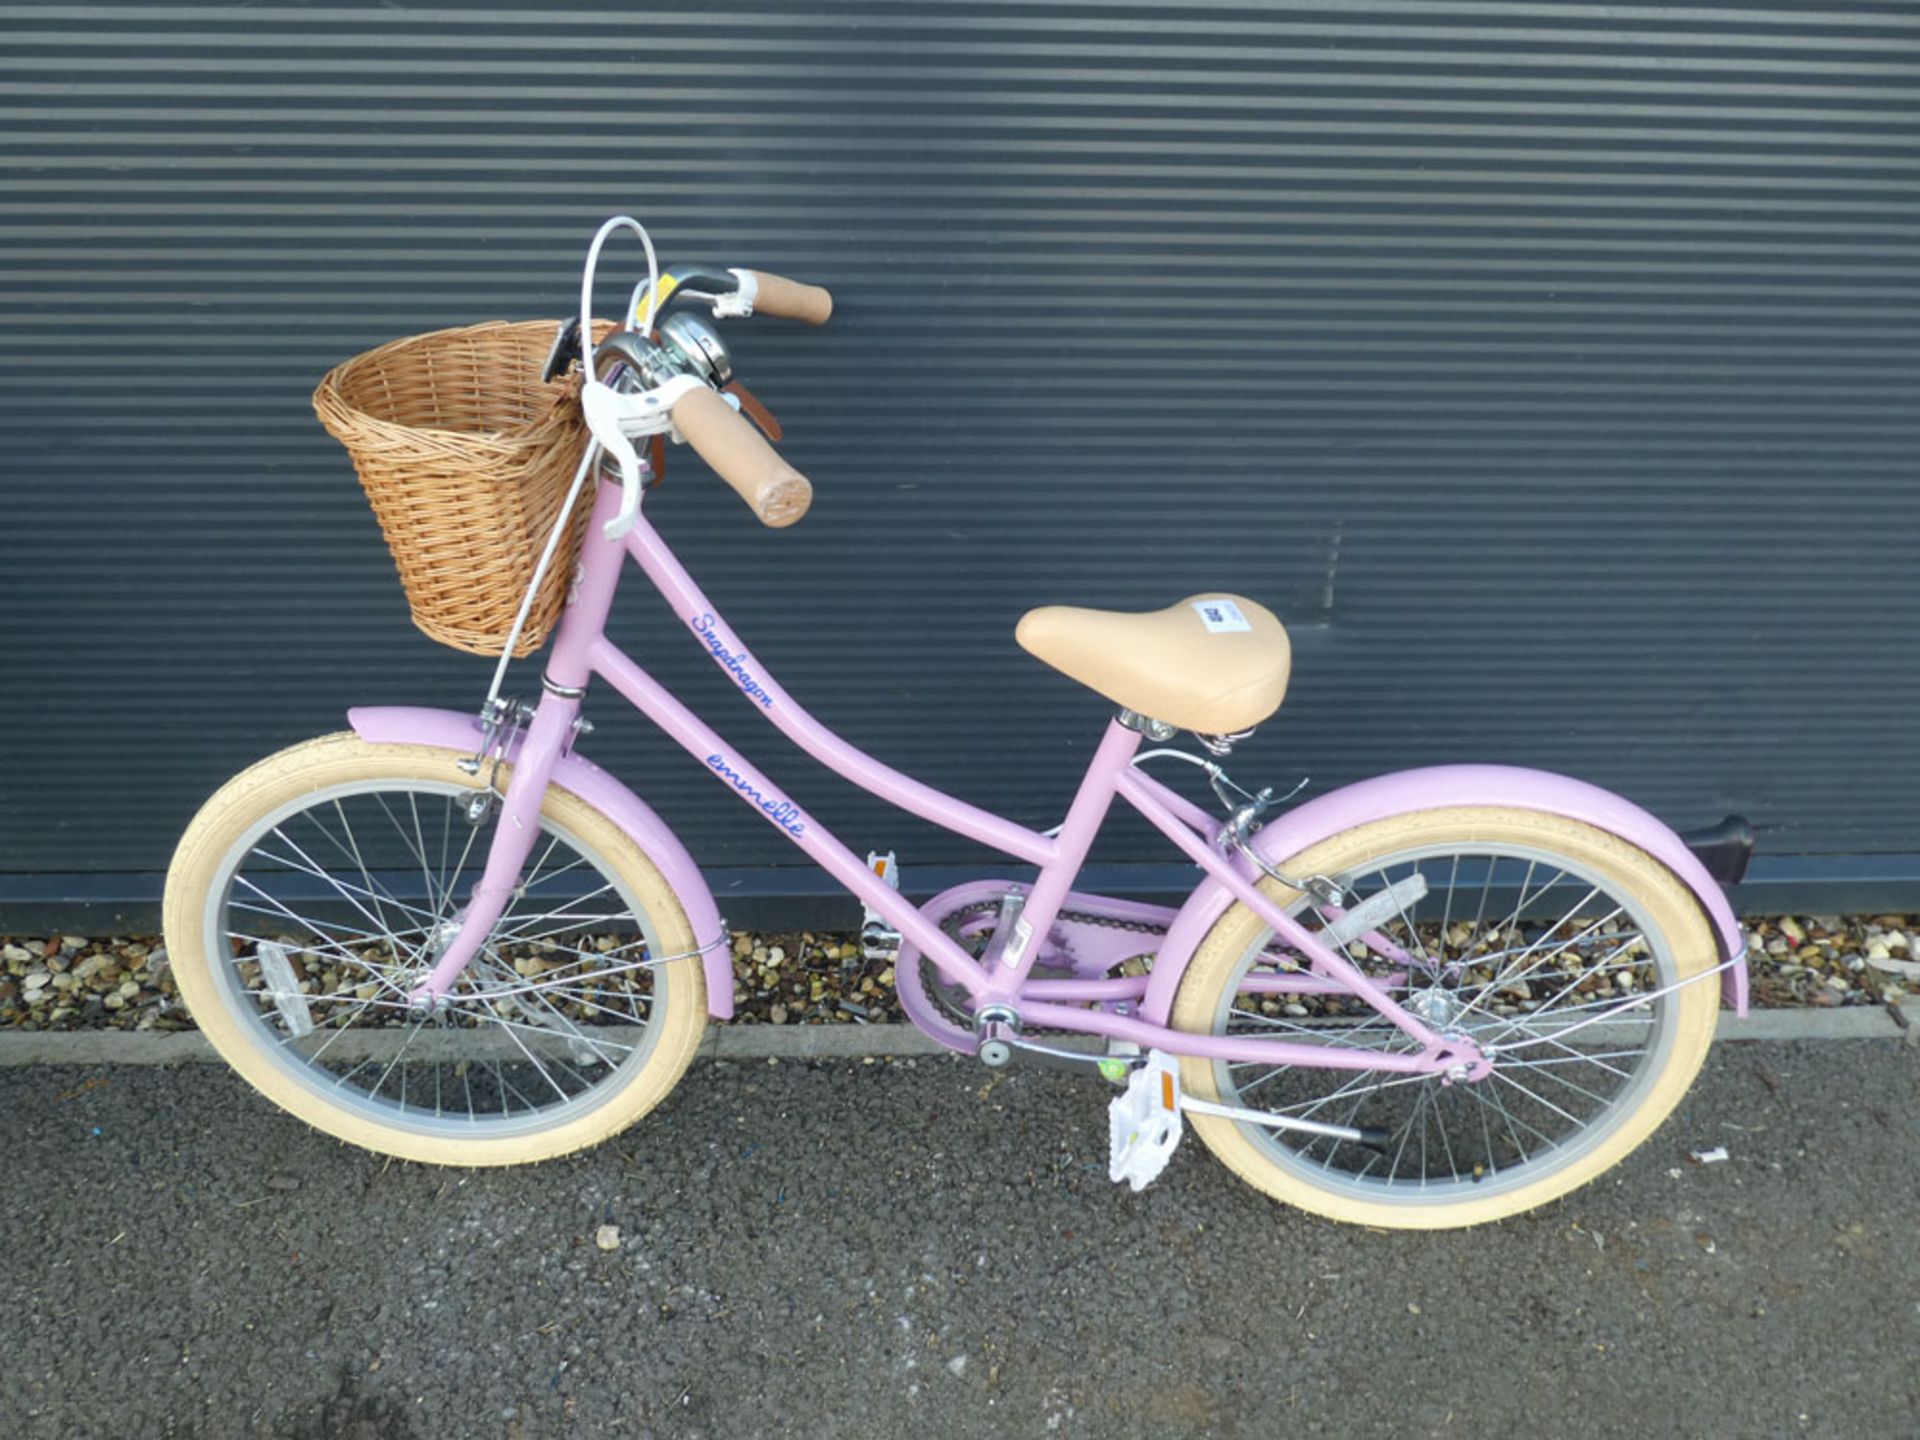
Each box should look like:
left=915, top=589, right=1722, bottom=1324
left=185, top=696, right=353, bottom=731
left=1016, top=592, right=1292, bottom=734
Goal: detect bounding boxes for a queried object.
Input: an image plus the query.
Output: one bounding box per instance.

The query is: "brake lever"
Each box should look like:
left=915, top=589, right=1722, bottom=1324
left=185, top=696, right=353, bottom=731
left=580, top=380, right=646, bottom=539
left=580, top=374, right=709, bottom=539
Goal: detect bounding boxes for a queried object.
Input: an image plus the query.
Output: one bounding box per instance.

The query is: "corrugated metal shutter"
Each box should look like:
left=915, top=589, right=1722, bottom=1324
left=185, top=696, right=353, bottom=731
left=4, top=2, right=1918, bottom=911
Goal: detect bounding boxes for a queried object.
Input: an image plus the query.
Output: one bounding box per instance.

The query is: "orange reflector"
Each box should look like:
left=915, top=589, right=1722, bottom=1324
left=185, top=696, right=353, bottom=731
left=1161, top=1071, right=1176, bottom=1111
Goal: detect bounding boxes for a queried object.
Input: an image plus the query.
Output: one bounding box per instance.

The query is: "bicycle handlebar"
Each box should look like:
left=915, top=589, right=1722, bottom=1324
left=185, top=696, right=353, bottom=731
left=736, top=268, right=834, bottom=325
left=577, top=223, right=827, bottom=532
left=671, top=385, right=813, bottom=527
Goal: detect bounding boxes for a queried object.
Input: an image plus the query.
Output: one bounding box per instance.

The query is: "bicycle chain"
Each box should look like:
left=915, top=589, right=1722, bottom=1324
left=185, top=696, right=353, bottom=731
left=910, top=895, right=1169, bottom=1037
left=933, top=896, right=1170, bottom=945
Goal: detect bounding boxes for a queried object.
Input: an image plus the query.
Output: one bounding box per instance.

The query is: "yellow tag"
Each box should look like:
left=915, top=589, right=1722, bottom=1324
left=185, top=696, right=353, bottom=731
left=632, top=274, right=679, bottom=326
left=1161, top=1071, right=1176, bottom=1112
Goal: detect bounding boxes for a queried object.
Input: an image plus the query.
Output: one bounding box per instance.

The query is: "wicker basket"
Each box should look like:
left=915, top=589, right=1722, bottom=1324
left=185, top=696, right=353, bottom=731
left=313, top=320, right=603, bottom=657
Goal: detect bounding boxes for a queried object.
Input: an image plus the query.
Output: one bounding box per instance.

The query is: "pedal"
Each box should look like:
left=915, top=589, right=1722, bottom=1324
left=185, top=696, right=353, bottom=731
left=859, top=850, right=902, bottom=960
left=1106, top=1047, right=1388, bottom=1187
left=1108, top=1049, right=1184, bottom=1191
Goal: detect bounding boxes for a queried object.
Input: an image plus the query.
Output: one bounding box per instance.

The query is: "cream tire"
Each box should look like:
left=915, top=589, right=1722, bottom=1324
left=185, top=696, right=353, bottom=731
left=1171, top=806, right=1720, bottom=1229
left=163, top=732, right=706, bottom=1166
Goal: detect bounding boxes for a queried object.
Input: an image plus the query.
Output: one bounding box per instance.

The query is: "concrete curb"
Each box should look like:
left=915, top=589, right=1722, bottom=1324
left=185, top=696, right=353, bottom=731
left=0, top=1004, right=1908, bottom=1067
left=1716, top=1006, right=1912, bottom=1044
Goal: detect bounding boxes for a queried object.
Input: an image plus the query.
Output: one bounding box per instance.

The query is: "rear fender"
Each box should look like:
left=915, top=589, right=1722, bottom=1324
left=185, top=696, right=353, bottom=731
left=348, top=706, right=733, bottom=1018
left=1139, top=764, right=1749, bottom=1025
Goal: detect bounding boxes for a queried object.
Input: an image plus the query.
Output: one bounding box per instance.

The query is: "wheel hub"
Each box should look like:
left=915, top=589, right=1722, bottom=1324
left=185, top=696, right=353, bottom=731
left=1407, top=984, right=1463, bottom=1029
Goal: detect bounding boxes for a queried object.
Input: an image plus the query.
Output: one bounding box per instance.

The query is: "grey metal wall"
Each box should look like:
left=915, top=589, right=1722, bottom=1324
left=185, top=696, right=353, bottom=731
left=4, top=1, right=1919, bottom=921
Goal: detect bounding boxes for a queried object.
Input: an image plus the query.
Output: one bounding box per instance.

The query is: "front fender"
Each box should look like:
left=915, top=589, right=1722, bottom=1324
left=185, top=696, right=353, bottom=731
left=1140, top=765, right=1748, bottom=1025
left=348, top=706, right=733, bottom=1018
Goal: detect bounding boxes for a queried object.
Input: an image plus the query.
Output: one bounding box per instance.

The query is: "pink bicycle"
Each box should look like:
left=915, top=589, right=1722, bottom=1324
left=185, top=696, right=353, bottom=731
left=165, top=218, right=1752, bottom=1228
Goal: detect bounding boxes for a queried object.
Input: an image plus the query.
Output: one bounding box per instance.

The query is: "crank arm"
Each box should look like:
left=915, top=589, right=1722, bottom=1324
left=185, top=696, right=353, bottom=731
left=1180, top=1094, right=1390, bottom=1149
left=997, top=1031, right=1106, bottom=1068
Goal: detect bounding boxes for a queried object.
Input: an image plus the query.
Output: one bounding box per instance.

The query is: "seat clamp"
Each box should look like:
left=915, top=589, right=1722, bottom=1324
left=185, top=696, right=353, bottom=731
left=1116, top=709, right=1177, bottom=742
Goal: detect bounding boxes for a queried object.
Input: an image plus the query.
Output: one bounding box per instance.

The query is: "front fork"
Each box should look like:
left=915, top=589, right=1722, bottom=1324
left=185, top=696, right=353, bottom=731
left=405, top=688, right=582, bottom=1007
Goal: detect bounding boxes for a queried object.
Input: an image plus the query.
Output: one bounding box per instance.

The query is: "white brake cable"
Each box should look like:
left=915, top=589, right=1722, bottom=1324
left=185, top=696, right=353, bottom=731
left=580, top=214, right=659, bottom=372
left=480, top=216, right=663, bottom=718
left=1133, top=747, right=1216, bottom=772
left=481, top=441, right=599, bottom=716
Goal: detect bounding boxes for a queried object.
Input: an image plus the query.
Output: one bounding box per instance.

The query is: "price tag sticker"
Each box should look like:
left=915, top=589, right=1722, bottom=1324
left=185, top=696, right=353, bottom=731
left=1192, top=598, right=1252, bottom=634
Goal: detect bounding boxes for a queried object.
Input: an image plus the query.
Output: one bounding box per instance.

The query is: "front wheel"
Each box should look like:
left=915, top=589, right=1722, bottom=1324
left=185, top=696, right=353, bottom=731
left=1171, top=806, right=1720, bottom=1228
left=163, top=733, right=707, bottom=1165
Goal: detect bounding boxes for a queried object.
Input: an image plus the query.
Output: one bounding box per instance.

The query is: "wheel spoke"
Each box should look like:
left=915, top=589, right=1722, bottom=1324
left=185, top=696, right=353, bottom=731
left=434, top=808, right=486, bottom=927
left=250, top=833, right=438, bottom=930
left=1429, top=1083, right=1461, bottom=1183
left=324, top=800, right=404, bottom=940
left=1384, top=1085, right=1426, bottom=1181
left=224, top=920, right=406, bottom=977
left=491, top=1014, right=575, bottom=1105
left=1202, top=833, right=1691, bottom=1209
left=1505, top=1054, right=1619, bottom=1109
left=1489, top=1068, right=1585, bottom=1129
left=197, top=775, right=684, bottom=1139
left=1435, top=852, right=1462, bottom=961
left=1496, top=1045, right=1647, bottom=1077
left=1446, top=891, right=1614, bottom=1028
left=501, top=979, right=632, bottom=1069
left=487, top=889, right=625, bottom=947
left=371, top=791, right=440, bottom=913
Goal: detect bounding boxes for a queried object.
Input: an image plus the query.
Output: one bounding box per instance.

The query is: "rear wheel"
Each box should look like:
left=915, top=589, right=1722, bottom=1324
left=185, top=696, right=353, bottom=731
left=1171, top=807, right=1719, bottom=1228
left=163, top=733, right=707, bottom=1165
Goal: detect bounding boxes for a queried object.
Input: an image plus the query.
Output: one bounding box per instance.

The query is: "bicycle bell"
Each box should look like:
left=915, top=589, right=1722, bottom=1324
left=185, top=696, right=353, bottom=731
left=594, top=314, right=732, bottom=393
left=656, top=311, right=732, bottom=384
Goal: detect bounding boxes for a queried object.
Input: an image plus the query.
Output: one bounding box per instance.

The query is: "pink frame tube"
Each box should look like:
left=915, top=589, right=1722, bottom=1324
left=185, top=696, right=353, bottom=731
left=421, top=482, right=1476, bottom=1075
left=407, top=691, right=582, bottom=1000
left=619, top=511, right=1055, bottom=869
left=1113, top=768, right=1445, bottom=1048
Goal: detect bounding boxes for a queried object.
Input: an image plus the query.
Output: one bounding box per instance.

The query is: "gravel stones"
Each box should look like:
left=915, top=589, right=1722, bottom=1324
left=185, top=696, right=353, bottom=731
left=1745, top=915, right=1915, bottom=1009
left=724, top=931, right=903, bottom=1028
left=2, top=935, right=190, bottom=1033
left=0, top=914, right=1913, bottom=1033
left=71, top=954, right=112, bottom=982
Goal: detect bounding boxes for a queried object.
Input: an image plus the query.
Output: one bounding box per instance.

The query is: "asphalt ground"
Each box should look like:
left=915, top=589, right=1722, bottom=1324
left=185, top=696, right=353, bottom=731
left=3, top=1038, right=1915, bottom=1440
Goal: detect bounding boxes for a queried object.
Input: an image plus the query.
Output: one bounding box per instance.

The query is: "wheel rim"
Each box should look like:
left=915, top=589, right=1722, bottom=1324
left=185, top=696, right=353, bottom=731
left=1206, top=840, right=1682, bottom=1207
left=198, top=777, right=679, bottom=1140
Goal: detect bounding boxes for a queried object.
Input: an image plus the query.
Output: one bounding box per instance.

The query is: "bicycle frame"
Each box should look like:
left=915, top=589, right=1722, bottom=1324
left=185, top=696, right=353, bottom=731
left=407, top=478, right=1483, bottom=1079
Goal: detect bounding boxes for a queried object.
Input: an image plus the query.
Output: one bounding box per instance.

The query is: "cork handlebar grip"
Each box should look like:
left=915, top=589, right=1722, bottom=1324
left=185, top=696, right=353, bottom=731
left=742, top=269, right=834, bottom=325
left=672, top=385, right=813, bottom=527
